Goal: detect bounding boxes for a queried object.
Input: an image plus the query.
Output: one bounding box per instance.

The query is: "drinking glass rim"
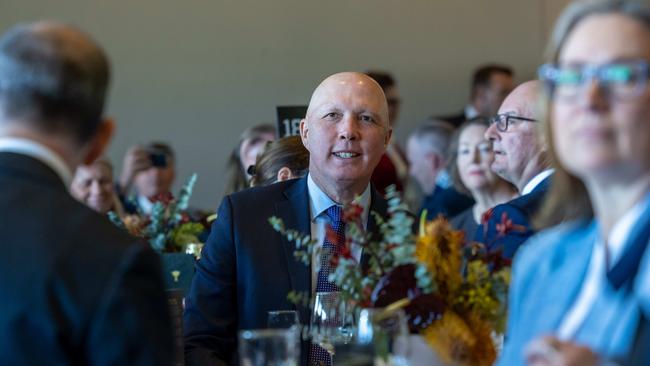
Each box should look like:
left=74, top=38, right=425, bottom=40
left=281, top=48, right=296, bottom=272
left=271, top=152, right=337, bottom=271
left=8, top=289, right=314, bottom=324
left=239, top=328, right=298, bottom=339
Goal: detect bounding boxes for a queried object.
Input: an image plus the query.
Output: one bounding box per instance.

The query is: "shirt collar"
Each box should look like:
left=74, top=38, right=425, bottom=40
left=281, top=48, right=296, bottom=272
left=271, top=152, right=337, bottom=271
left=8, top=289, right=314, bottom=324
left=306, top=173, right=371, bottom=225
left=599, top=191, right=650, bottom=266
left=521, top=169, right=554, bottom=195
left=0, top=137, right=72, bottom=186
left=137, top=195, right=154, bottom=215
left=465, top=105, right=480, bottom=119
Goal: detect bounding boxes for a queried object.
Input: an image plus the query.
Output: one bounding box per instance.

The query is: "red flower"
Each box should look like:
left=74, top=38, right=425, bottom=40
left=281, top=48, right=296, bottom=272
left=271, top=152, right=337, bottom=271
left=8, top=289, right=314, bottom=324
left=149, top=191, right=174, bottom=205
left=495, top=212, right=526, bottom=237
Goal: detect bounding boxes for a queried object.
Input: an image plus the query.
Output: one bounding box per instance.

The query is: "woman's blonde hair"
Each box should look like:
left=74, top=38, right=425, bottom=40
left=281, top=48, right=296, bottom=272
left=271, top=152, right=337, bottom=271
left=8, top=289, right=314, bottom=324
left=537, top=0, right=650, bottom=228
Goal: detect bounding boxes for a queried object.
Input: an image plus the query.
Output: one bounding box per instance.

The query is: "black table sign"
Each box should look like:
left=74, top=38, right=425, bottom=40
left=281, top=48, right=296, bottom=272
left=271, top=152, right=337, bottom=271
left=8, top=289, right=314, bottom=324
left=276, top=106, right=307, bottom=138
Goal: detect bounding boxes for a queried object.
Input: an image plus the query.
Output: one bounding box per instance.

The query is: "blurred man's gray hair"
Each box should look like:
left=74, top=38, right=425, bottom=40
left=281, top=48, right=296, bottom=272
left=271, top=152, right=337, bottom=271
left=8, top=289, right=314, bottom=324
left=0, top=21, right=110, bottom=143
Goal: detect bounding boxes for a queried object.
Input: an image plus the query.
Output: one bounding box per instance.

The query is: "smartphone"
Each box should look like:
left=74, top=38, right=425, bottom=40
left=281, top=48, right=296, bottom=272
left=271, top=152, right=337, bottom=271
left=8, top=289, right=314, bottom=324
left=150, top=153, right=168, bottom=168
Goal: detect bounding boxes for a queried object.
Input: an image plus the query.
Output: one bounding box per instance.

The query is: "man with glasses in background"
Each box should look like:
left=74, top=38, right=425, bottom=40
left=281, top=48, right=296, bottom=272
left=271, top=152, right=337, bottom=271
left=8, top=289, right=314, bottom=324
left=475, top=80, right=552, bottom=259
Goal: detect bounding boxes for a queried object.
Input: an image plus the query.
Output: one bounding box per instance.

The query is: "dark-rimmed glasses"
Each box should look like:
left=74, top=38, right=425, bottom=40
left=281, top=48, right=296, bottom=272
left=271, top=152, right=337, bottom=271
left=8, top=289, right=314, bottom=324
left=489, top=113, right=538, bottom=132
left=538, top=60, right=650, bottom=101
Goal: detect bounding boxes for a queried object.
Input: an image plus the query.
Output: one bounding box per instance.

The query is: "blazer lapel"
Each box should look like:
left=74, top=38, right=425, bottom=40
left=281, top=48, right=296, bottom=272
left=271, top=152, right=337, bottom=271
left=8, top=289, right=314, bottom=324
left=360, top=186, right=388, bottom=269
left=608, top=200, right=650, bottom=290
left=540, top=224, right=596, bottom=331
left=274, top=177, right=311, bottom=296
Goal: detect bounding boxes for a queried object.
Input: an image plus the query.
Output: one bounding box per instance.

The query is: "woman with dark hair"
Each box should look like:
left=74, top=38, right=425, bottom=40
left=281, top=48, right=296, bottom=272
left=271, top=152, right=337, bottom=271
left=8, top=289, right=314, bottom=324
left=249, top=136, right=309, bottom=187
left=499, top=1, right=650, bottom=364
left=222, top=123, right=275, bottom=196
left=448, top=118, right=517, bottom=240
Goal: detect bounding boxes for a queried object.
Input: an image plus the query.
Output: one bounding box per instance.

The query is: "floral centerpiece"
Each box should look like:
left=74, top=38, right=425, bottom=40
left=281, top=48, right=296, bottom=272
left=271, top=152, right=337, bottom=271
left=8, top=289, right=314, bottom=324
left=110, top=174, right=207, bottom=291
left=269, top=187, right=511, bottom=366
left=110, top=173, right=204, bottom=254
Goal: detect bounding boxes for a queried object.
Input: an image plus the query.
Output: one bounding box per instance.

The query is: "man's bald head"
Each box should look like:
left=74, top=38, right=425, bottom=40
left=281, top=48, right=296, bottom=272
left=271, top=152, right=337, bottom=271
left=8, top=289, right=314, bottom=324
left=305, top=72, right=389, bottom=130
left=486, top=80, right=548, bottom=191
left=0, top=21, right=110, bottom=143
left=498, top=80, right=541, bottom=118
left=300, top=72, right=392, bottom=203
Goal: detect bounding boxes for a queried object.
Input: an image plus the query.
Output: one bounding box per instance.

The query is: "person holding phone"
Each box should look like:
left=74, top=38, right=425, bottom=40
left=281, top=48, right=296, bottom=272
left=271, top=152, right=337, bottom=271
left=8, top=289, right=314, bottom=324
left=118, top=141, right=176, bottom=214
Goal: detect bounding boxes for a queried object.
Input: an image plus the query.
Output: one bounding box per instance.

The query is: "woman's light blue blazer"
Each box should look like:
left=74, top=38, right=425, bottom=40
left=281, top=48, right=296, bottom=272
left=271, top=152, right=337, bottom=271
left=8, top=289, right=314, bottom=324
left=497, top=214, right=650, bottom=365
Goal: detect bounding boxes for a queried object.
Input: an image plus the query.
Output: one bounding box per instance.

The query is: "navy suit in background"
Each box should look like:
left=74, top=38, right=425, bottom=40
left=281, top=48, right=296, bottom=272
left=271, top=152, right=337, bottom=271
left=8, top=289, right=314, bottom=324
left=474, top=176, right=551, bottom=259
left=420, top=185, right=474, bottom=221
left=0, top=153, right=173, bottom=365
left=183, top=176, right=388, bottom=366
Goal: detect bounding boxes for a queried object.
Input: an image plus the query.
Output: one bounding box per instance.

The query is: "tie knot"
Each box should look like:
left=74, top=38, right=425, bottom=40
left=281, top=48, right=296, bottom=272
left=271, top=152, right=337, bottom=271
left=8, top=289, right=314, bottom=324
left=325, top=205, right=343, bottom=223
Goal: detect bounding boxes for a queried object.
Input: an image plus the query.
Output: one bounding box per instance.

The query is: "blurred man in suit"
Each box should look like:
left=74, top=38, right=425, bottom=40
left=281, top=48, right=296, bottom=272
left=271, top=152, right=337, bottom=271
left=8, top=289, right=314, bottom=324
left=0, top=21, right=172, bottom=365
left=365, top=71, right=409, bottom=195
left=476, top=80, right=551, bottom=258
left=440, top=64, right=515, bottom=128
left=406, top=119, right=474, bottom=220
left=184, top=72, right=392, bottom=365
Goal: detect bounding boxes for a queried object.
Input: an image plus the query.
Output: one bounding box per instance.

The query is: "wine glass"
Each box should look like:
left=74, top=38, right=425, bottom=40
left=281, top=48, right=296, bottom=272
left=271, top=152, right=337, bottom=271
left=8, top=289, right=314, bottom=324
left=309, top=292, right=354, bottom=357
left=336, top=307, right=411, bottom=366
left=268, top=310, right=300, bottom=330
left=239, top=328, right=299, bottom=366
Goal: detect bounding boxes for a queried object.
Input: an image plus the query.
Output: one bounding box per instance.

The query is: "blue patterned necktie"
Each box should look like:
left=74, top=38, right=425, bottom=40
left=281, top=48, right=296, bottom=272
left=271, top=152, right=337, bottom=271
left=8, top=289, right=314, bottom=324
left=309, top=205, right=345, bottom=366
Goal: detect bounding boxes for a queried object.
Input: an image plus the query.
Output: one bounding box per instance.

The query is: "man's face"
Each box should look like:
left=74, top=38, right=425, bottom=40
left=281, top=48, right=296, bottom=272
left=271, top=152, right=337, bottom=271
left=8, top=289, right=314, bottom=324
left=70, top=163, right=114, bottom=213
left=477, top=72, right=515, bottom=116
left=484, top=85, right=542, bottom=187
left=300, top=73, right=391, bottom=194
left=134, top=159, right=176, bottom=198
left=406, top=136, right=437, bottom=195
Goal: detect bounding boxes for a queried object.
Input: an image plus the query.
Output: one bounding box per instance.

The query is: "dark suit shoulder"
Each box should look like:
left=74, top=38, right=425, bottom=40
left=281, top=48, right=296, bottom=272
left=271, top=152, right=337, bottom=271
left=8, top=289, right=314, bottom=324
left=0, top=157, right=171, bottom=365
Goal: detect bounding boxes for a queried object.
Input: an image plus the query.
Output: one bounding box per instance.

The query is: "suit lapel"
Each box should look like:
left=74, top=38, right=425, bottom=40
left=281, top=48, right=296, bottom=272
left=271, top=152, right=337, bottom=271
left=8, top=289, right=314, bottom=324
left=274, top=177, right=311, bottom=296
left=540, top=224, right=596, bottom=331
left=360, top=186, right=388, bottom=269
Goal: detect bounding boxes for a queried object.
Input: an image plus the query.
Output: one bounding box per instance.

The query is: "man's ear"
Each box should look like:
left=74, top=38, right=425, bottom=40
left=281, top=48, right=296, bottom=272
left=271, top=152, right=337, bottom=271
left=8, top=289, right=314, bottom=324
left=276, top=166, right=293, bottom=182
left=82, top=117, right=114, bottom=165
left=299, top=118, right=309, bottom=149
left=384, top=127, right=393, bottom=147
left=430, top=152, right=444, bottom=171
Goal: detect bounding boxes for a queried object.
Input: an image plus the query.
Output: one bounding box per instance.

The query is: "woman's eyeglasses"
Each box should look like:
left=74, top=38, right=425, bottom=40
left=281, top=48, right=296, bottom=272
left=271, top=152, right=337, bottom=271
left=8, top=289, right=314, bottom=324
left=539, top=61, right=650, bottom=101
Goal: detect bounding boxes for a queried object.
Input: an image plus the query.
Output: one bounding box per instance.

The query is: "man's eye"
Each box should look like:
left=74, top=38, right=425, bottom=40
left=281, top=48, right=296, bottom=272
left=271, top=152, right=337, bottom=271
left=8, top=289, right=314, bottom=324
left=459, top=148, right=470, bottom=155
left=360, top=115, right=375, bottom=123
left=323, top=112, right=339, bottom=120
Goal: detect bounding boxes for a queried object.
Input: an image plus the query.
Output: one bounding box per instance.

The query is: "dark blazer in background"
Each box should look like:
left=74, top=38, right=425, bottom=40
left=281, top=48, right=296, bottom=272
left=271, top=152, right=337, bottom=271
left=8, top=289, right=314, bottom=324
left=420, top=185, right=474, bottom=221
left=474, top=175, right=551, bottom=259
left=450, top=207, right=479, bottom=244
left=0, top=152, right=173, bottom=365
left=183, top=175, right=388, bottom=366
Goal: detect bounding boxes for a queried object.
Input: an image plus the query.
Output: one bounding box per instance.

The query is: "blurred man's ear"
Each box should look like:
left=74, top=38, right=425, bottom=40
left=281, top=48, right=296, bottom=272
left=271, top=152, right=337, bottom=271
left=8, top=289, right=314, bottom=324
left=384, top=127, right=393, bottom=147
left=430, top=152, right=444, bottom=172
left=82, top=117, right=114, bottom=165
left=299, top=118, right=309, bottom=149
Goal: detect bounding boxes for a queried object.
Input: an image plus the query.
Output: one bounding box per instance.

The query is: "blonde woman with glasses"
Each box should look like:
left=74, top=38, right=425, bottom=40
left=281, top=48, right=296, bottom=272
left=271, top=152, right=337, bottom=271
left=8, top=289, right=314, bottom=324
left=499, top=1, right=650, bottom=365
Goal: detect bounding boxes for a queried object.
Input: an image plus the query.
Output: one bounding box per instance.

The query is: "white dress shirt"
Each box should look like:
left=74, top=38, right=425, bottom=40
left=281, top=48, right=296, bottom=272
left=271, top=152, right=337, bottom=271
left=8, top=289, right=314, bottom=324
left=0, top=137, right=72, bottom=186
left=557, top=193, right=650, bottom=340
left=307, top=173, right=370, bottom=292
left=521, top=169, right=554, bottom=196
left=464, top=105, right=479, bottom=120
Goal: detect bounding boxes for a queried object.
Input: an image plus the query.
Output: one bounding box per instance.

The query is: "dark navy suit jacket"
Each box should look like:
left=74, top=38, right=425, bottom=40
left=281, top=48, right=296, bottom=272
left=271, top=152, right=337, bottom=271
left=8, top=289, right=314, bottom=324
left=420, top=185, right=474, bottom=221
left=474, top=175, right=551, bottom=259
left=183, top=176, right=388, bottom=366
left=0, top=152, right=173, bottom=365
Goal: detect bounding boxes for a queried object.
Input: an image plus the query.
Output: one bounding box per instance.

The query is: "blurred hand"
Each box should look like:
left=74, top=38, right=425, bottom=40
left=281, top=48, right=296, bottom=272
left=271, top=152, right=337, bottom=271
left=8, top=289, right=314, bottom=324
left=119, top=146, right=151, bottom=193
left=525, top=336, right=601, bottom=366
